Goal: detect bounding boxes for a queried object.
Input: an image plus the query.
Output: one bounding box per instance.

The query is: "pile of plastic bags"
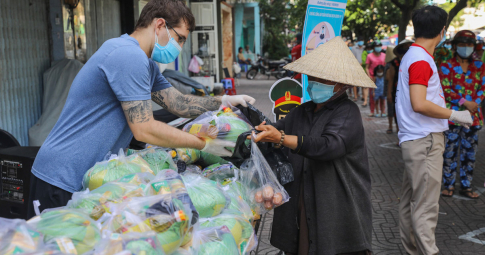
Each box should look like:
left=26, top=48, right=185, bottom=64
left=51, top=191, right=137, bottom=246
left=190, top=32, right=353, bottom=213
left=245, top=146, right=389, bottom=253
left=1, top=105, right=293, bottom=254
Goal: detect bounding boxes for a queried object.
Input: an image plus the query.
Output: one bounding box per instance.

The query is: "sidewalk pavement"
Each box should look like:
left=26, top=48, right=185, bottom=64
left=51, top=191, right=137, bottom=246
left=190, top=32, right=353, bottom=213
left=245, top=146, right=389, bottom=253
left=235, top=78, right=485, bottom=255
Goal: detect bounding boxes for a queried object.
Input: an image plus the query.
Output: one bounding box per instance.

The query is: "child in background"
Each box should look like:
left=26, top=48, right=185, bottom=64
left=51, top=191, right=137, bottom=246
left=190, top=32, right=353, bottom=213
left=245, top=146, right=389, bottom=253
left=373, top=65, right=386, bottom=117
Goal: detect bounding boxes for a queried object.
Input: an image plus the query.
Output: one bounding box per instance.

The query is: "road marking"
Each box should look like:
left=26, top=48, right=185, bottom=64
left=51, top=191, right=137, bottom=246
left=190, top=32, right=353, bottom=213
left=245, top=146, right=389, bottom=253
left=459, top=227, right=485, bottom=245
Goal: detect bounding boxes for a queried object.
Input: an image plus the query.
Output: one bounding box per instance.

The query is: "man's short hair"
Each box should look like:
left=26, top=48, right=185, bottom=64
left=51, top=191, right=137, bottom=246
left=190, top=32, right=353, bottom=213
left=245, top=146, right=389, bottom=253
left=412, top=5, right=448, bottom=39
left=135, top=0, right=195, bottom=32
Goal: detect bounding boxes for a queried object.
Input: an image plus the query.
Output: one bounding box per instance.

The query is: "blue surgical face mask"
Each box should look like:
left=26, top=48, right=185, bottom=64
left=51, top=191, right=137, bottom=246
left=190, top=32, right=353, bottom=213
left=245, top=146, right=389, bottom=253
left=367, top=50, right=373, bottom=53
left=436, top=30, right=446, bottom=48
left=358, top=41, right=364, bottom=46
left=374, top=47, right=382, bottom=53
left=307, top=81, right=336, bottom=104
left=444, top=44, right=452, bottom=49
left=151, top=25, right=182, bottom=64
left=456, top=46, right=474, bottom=59
left=482, top=46, right=485, bottom=50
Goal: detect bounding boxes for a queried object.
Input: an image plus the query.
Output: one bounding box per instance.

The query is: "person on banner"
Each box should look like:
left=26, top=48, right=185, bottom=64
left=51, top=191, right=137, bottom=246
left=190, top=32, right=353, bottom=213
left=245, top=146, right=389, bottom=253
left=361, top=42, right=374, bottom=107
left=28, top=0, right=255, bottom=218
left=386, top=39, right=414, bottom=135
left=350, top=37, right=365, bottom=102
left=366, top=41, right=386, bottom=117
left=396, top=6, right=472, bottom=255
left=439, top=30, right=485, bottom=199
left=253, top=36, right=373, bottom=255
left=291, top=33, right=303, bottom=83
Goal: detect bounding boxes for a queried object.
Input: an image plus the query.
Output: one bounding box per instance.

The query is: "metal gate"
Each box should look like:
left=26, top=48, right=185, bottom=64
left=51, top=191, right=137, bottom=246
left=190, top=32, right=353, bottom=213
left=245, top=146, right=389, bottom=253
left=0, top=0, right=51, bottom=146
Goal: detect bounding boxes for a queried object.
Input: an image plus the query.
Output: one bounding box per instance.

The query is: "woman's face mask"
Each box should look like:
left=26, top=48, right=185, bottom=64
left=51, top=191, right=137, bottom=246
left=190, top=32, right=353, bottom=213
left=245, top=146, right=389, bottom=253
left=376, top=72, right=384, bottom=77
left=374, top=46, right=382, bottom=53
left=307, top=81, right=337, bottom=104
left=456, top=46, right=474, bottom=59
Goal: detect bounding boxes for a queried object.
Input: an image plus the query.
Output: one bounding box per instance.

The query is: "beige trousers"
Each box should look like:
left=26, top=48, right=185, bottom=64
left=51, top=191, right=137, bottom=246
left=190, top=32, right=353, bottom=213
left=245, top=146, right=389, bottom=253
left=399, top=133, right=444, bottom=255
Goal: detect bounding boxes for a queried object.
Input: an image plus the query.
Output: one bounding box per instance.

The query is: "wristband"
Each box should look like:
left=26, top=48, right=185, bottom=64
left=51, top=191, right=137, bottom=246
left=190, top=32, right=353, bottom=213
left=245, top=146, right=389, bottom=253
left=458, top=98, right=467, bottom=106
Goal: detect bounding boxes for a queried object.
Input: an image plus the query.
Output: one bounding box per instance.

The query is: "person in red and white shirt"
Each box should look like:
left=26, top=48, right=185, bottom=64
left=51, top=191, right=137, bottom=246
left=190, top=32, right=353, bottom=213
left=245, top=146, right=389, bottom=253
left=290, top=33, right=302, bottom=83
left=395, top=6, right=472, bottom=255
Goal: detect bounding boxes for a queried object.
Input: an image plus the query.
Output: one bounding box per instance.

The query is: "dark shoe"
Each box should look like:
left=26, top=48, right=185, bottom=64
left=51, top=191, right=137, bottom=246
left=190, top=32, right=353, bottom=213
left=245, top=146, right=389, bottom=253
left=386, top=129, right=393, bottom=134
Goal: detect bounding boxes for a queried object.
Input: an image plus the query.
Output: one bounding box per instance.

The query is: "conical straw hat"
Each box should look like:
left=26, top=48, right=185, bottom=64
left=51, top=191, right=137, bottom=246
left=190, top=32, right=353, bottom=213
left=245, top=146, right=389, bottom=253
left=284, top=36, right=376, bottom=88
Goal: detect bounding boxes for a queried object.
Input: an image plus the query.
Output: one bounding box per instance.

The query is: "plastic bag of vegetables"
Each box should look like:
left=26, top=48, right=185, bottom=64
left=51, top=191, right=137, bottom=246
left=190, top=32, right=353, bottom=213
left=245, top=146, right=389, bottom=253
left=67, top=182, right=144, bottom=220
left=182, top=173, right=227, bottom=218
left=239, top=138, right=290, bottom=213
left=144, top=169, right=199, bottom=226
left=101, top=194, right=192, bottom=254
left=127, top=147, right=177, bottom=174
left=202, top=163, right=237, bottom=184
left=82, top=149, right=154, bottom=191
left=0, top=218, right=44, bottom=255
left=182, top=104, right=253, bottom=154
left=200, top=213, right=257, bottom=254
left=29, top=209, right=101, bottom=254
left=93, top=232, right=165, bottom=255
left=190, top=225, right=239, bottom=255
left=221, top=182, right=254, bottom=223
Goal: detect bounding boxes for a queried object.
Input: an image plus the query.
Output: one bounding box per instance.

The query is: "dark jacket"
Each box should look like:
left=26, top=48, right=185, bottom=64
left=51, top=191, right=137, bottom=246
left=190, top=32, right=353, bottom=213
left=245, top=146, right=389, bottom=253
left=270, top=94, right=372, bottom=254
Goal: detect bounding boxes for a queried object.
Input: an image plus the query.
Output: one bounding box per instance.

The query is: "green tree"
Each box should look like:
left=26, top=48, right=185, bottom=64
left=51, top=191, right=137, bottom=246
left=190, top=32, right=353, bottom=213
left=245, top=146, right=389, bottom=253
left=390, top=0, right=422, bottom=41
left=259, top=0, right=292, bottom=59
left=343, top=0, right=401, bottom=41
left=288, top=0, right=308, bottom=32
left=442, top=0, right=484, bottom=30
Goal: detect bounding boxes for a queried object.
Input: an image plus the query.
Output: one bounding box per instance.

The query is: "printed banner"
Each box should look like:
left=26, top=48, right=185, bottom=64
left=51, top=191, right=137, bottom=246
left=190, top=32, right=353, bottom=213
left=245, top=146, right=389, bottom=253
left=269, top=78, right=303, bottom=122
left=301, top=0, right=348, bottom=102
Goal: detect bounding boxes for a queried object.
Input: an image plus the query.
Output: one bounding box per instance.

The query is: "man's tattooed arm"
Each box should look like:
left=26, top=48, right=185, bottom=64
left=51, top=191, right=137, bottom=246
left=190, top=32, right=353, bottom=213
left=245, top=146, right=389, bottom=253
left=121, top=100, right=152, bottom=124
left=151, top=87, right=222, bottom=118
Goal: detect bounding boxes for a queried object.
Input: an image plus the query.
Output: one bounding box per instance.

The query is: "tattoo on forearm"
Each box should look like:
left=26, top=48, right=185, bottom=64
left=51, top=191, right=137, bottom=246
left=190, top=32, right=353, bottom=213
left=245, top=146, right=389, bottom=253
left=152, top=87, right=221, bottom=118
left=121, top=100, right=152, bottom=124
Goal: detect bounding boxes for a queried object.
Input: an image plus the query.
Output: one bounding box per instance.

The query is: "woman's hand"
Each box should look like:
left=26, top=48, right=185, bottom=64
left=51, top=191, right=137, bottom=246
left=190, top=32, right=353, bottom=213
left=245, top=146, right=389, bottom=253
left=251, top=121, right=282, bottom=143
left=463, top=101, right=478, bottom=113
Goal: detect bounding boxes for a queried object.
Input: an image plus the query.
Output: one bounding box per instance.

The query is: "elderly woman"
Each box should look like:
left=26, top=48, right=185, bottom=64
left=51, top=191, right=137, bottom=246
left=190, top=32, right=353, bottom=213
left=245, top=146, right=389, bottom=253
left=253, top=37, right=375, bottom=255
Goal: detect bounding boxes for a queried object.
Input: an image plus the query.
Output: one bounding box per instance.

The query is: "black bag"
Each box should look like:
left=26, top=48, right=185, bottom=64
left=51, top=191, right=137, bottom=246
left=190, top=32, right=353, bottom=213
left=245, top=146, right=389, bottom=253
left=222, top=103, right=294, bottom=185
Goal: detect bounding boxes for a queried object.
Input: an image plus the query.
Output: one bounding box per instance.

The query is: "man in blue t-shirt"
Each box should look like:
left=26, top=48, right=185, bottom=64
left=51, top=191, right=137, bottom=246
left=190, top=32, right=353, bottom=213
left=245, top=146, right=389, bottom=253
left=28, top=0, right=255, bottom=217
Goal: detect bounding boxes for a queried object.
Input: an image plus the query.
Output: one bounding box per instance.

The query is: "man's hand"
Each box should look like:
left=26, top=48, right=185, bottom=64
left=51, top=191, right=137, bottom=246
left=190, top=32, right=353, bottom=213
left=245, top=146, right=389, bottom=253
left=449, top=110, right=473, bottom=128
left=463, top=101, right=479, bottom=113
left=222, top=95, right=256, bottom=107
left=201, top=139, right=235, bottom=157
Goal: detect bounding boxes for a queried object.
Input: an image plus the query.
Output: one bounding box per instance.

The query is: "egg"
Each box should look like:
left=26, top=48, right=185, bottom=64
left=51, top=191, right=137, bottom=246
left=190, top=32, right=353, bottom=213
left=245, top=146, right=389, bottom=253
left=273, top=193, right=283, bottom=205
left=262, top=185, right=274, bottom=200
left=264, top=200, right=274, bottom=210
left=255, top=191, right=263, bottom=203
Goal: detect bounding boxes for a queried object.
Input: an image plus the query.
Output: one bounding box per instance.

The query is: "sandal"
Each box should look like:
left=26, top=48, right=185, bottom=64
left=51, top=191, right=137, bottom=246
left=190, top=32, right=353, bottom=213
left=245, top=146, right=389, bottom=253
left=386, top=129, right=393, bottom=134
left=459, top=189, right=479, bottom=199
left=382, top=114, right=387, bottom=117
left=441, top=187, right=455, bottom=197
left=362, top=103, right=368, bottom=107
left=368, top=113, right=375, bottom=117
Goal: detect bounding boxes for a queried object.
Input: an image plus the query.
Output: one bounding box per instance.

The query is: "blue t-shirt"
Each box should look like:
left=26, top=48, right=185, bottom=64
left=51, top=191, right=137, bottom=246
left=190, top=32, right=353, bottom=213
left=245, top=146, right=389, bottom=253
left=32, top=34, right=172, bottom=192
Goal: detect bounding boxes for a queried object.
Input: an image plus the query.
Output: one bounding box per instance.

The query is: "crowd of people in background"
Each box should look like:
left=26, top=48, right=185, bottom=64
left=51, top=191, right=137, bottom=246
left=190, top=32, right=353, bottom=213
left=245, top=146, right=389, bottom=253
left=347, top=16, right=485, bottom=202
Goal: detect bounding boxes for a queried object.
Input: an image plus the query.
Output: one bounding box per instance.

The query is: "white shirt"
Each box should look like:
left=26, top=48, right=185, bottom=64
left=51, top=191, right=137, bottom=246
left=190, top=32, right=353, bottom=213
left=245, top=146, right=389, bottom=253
left=395, top=44, right=448, bottom=144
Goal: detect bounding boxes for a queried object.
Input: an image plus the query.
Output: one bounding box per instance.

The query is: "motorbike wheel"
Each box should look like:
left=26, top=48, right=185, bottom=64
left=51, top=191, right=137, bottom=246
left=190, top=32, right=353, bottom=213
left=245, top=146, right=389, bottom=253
left=246, top=69, right=258, bottom=80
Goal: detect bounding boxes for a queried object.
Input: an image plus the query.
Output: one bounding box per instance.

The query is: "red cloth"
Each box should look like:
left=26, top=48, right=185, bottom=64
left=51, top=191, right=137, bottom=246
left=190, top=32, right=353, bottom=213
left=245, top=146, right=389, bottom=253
left=291, top=44, right=302, bottom=79
left=408, top=61, right=433, bottom=86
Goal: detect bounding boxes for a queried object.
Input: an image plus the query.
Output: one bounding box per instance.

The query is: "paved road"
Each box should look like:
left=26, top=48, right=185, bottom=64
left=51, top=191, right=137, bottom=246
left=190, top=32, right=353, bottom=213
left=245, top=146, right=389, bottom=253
left=236, top=78, right=485, bottom=255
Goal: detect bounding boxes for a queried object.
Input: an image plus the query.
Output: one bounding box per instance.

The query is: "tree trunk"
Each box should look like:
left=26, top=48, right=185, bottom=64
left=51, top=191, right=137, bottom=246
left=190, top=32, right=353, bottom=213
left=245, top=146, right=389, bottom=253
left=446, top=0, right=468, bottom=30
left=398, top=9, right=412, bottom=42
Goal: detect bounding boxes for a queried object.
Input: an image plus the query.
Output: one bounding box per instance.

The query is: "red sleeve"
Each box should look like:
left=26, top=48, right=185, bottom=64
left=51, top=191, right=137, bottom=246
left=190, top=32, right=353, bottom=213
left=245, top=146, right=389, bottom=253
left=408, top=61, right=433, bottom=86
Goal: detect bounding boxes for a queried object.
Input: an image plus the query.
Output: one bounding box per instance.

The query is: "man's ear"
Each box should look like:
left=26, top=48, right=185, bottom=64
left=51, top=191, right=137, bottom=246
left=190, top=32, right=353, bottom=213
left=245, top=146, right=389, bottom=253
left=153, top=18, right=166, bottom=33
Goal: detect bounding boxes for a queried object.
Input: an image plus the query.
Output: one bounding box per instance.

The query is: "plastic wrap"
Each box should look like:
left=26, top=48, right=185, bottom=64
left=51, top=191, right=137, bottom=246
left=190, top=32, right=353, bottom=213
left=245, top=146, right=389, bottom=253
left=93, top=232, right=165, bottom=255
left=221, top=182, right=254, bottom=222
left=82, top=150, right=154, bottom=191
left=67, top=182, right=144, bottom=220
left=144, top=169, right=199, bottom=226
left=126, top=147, right=178, bottom=174
left=115, top=172, right=155, bottom=190
left=174, top=148, right=200, bottom=165
left=182, top=105, right=252, bottom=154
left=239, top=139, right=290, bottom=213
left=30, top=209, right=101, bottom=254
left=190, top=225, right=239, bottom=255
left=200, top=213, right=256, bottom=254
left=101, top=194, right=191, bottom=254
left=182, top=173, right=227, bottom=218
left=197, top=151, right=229, bottom=167
left=201, top=163, right=237, bottom=184
left=236, top=103, right=294, bottom=185
left=0, top=218, right=43, bottom=255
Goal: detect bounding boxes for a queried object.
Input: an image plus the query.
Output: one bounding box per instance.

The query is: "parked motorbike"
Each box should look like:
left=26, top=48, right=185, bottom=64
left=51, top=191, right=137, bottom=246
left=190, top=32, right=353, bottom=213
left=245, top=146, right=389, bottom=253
left=246, top=56, right=290, bottom=80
